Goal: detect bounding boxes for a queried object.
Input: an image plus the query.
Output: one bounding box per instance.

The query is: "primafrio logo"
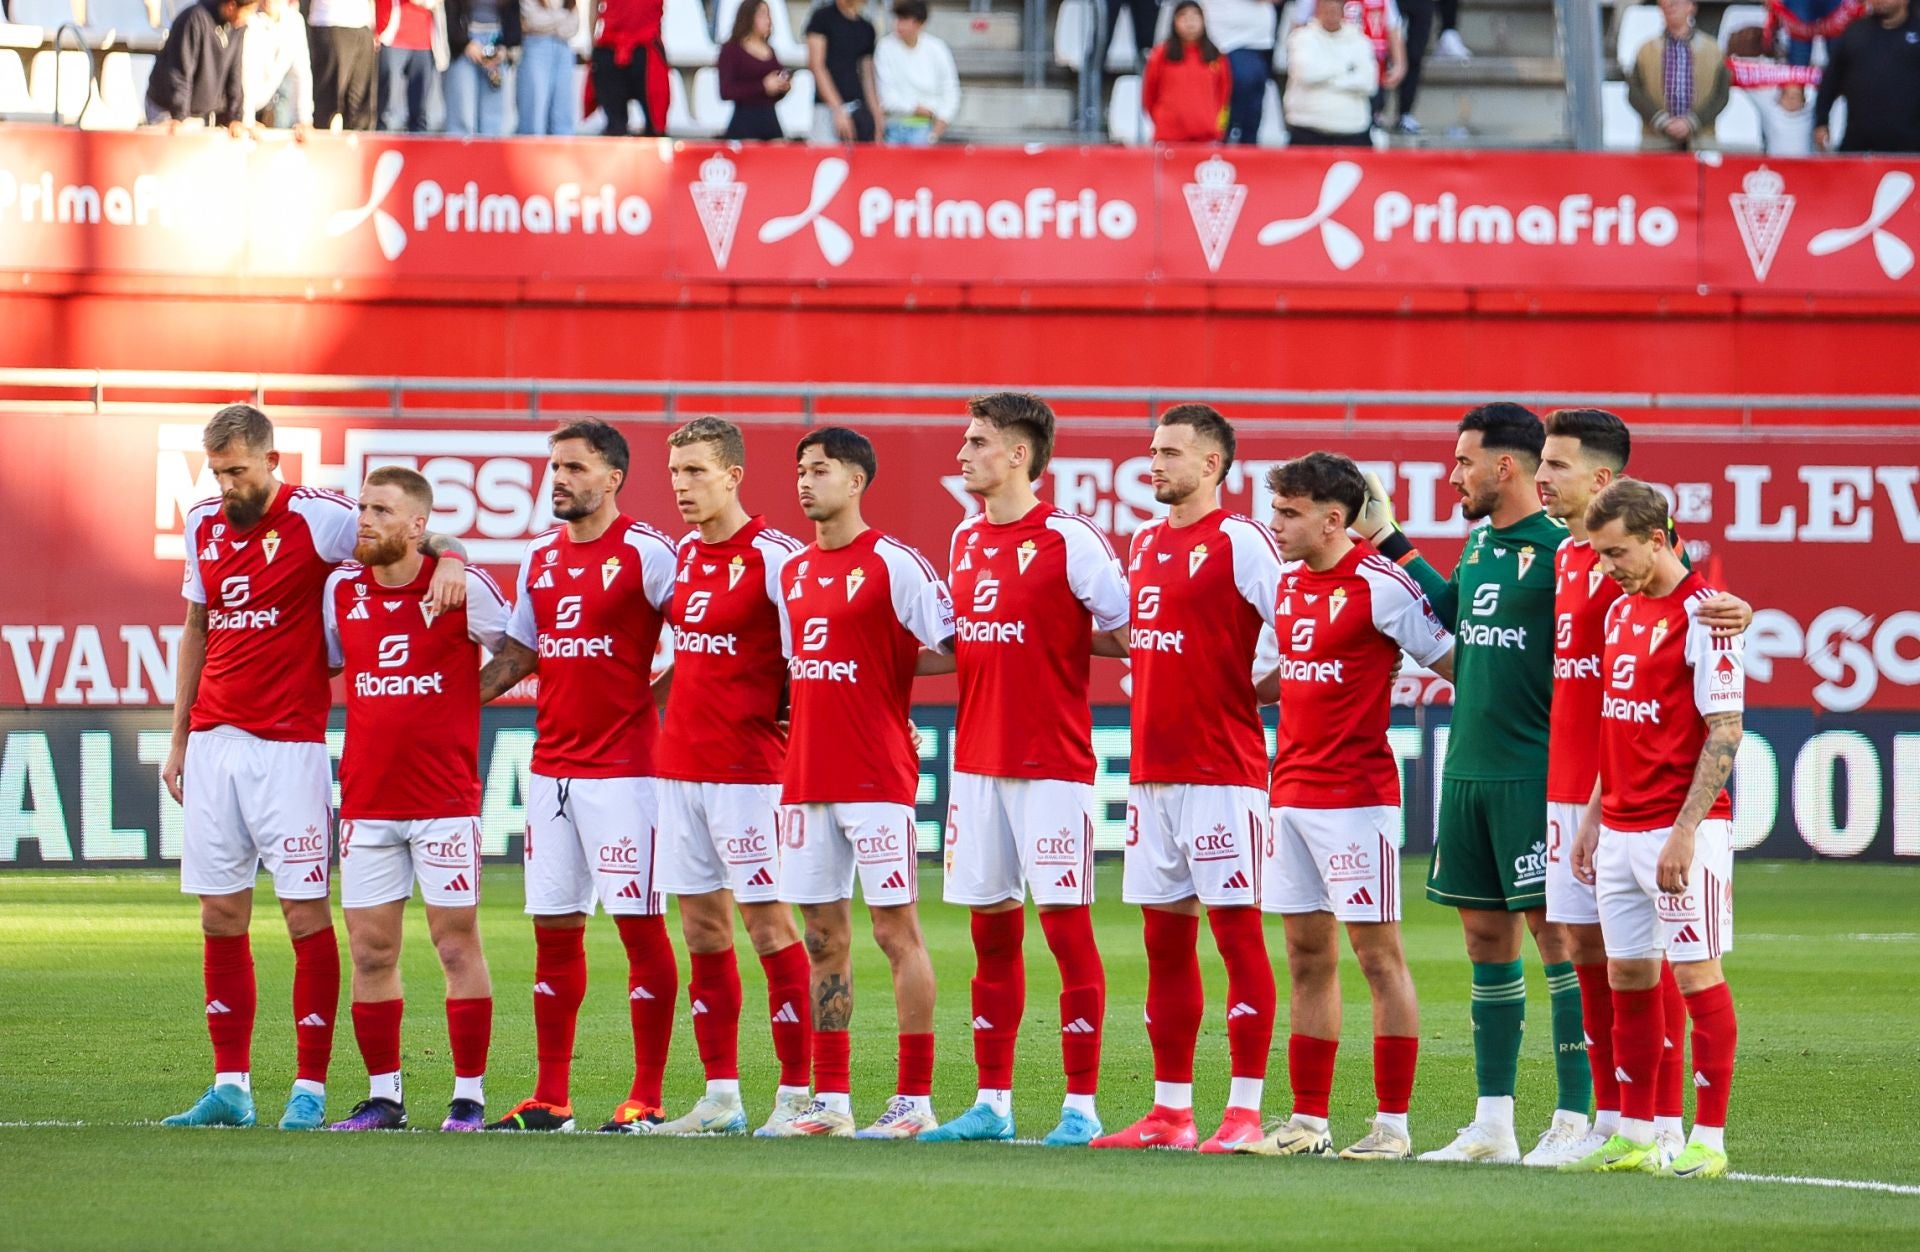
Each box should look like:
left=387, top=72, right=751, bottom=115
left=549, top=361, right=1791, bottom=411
left=1808, top=170, right=1915, bottom=281
left=1258, top=161, right=1365, bottom=271
left=759, top=158, right=856, bottom=267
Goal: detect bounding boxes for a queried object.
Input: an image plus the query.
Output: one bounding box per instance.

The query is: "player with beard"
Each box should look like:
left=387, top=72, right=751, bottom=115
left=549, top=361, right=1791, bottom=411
left=476, top=421, right=682, bottom=1135
left=321, top=467, right=510, bottom=1133
left=162, top=405, right=468, bottom=1131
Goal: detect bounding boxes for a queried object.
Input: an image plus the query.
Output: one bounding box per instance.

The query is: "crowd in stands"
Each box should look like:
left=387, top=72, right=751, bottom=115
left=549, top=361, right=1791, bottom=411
left=5, top=0, right=1916, bottom=150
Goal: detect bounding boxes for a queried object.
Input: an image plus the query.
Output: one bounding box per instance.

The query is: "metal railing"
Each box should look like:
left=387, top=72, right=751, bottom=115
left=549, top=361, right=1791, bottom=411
left=49, top=22, right=99, bottom=127
left=2, top=368, right=1916, bottom=437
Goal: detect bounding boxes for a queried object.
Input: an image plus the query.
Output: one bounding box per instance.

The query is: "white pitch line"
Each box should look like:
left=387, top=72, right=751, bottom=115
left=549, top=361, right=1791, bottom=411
left=0, top=1120, right=86, bottom=1128
left=1727, top=1172, right=1920, bottom=1197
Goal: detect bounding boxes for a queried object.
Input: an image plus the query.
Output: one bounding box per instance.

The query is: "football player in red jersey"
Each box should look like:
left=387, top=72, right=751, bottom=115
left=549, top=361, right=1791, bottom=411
left=920, top=394, right=1129, bottom=1148
left=1241, top=453, right=1454, bottom=1162
left=1568, top=479, right=1744, bottom=1180
left=1092, top=405, right=1281, bottom=1154
left=652, top=417, right=815, bottom=1138
left=321, top=467, right=508, bottom=1133
left=475, top=421, right=682, bottom=1134
left=764, top=427, right=956, bottom=1140
left=161, top=405, right=468, bottom=1132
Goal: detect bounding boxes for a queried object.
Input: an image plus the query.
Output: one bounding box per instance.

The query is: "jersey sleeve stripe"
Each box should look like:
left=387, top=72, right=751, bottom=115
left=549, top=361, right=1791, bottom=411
left=878, top=535, right=939, bottom=581
left=1360, top=553, right=1424, bottom=599
left=1223, top=513, right=1283, bottom=561
left=470, top=567, right=508, bottom=603
left=1047, top=511, right=1119, bottom=559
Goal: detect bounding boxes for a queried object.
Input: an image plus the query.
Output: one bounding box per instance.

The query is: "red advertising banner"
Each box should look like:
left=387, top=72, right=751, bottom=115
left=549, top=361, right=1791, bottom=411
left=1, top=412, right=1914, bottom=712
left=3, top=128, right=1920, bottom=296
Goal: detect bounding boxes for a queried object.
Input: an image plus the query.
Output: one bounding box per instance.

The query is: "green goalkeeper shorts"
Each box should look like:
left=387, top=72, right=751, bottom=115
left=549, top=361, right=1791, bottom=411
left=1425, top=777, right=1549, bottom=911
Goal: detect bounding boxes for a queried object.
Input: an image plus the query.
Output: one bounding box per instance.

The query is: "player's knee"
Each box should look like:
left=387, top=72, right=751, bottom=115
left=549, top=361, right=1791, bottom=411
left=350, top=930, right=402, bottom=975
left=1671, top=959, right=1723, bottom=996
left=802, top=919, right=849, bottom=967
left=1286, top=942, right=1338, bottom=984
left=432, top=929, right=484, bottom=979
left=1351, top=937, right=1408, bottom=986
left=744, top=911, right=799, bottom=956
left=680, top=908, right=735, bottom=954
left=869, top=909, right=925, bottom=964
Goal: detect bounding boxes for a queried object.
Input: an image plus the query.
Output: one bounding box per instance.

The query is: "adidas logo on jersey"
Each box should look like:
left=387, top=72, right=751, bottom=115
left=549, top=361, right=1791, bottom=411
left=616, top=880, right=645, bottom=900
left=206, top=1000, right=231, bottom=1015
left=347, top=602, right=369, bottom=620
left=533, top=571, right=554, bottom=589
left=880, top=871, right=908, bottom=891
left=1346, top=887, right=1375, bottom=907
left=630, top=986, right=657, bottom=1001
left=772, top=1003, right=801, bottom=1024
left=746, top=867, right=775, bottom=888
left=1062, top=1018, right=1096, bottom=1035
left=303, top=865, right=326, bottom=884
left=297, top=1013, right=329, bottom=1028
left=972, top=1016, right=994, bottom=1031
left=1055, top=870, right=1078, bottom=889
left=1227, top=1002, right=1257, bottom=1020
left=1673, top=924, right=1702, bottom=944
left=1221, top=871, right=1250, bottom=890
left=445, top=873, right=471, bottom=893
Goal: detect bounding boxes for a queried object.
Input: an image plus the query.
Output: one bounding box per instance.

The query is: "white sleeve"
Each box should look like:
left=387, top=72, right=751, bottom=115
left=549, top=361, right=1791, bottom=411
left=182, top=509, right=209, bottom=605
left=1052, top=515, right=1129, bottom=632
left=1226, top=517, right=1284, bottom=621
left=322, top=570, right=347, bottom=668
left=758, top=534, right=798, bottom=659
left=1253, top=621, right=1279, bottom=682
left=505, top=546, right=539, bottom=650
left=632, top=526, right=678, bottom=612
left=1687, top=601, right=1746, bottom=717
left=881, top=539, right=957, bottom=652
left=1385, top=0, right=1403, bottom=30
left=290, top=489, right=359, bottom=565
left=1363, top=558, right=1454, bottom=668
left=465, top=568, right=511, bottom=653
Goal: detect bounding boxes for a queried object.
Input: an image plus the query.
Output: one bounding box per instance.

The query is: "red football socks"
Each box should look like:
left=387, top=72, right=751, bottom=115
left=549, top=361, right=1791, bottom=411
left=350, top=997, right=403, bottom=1078
left=202, top=933, right=256, bottom=1075
left=1576, top=962, right=1618, bottom=1114
left=1611, top=985, right=1663, bottom=1123
left=445, top=996, right=492, bottom=1081
left=897, top=1031, right=935, bottom=1098
left=1374, top=1034, right=1418, bottom=1116
left=1656, top=961, right=1689, bottom=1120
left=814, top=1028, right=852, bottom=1097
left=688, top=949, right=743, bottom=1082
left=291, top=927, right=339, bottom=1085
left=615, top=913, right=678, bottom=1107
left=969, top=910, right=1026, bottom=1090
left=759, top=942, right=813, bottom=1088
left=1208, top=906, right=1275, bottom=1084
left=1684, top=981, right=1738, bottom=1129
left=1040, top=906, right=1105, bottom=1096
left=1289, top=1033, right=1339, bottom=1119
left=1142, top=908, right=1203, bottom=1084
left=531, top=923, right=587, bottom=1106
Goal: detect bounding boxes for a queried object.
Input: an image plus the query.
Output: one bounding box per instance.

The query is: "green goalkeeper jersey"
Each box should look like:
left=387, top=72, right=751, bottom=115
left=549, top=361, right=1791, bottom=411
left=1403, top=510, right=1566, bottom=782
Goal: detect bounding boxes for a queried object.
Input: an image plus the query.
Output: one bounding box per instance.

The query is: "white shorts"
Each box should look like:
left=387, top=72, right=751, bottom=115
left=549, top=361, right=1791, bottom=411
left=1121, top=783, right=1265, bottom=908
left=1261, top=805, right=1401, bottom=923
left=943, top=773, right=1096, bottom=908
left=524, top=773, right=664, bottom=917
left=1595, top=819, right=1734, bottom=963
left=776, top=803, right=918, bottom=908
left=180, top=727, right=333, bottom=900
left=657, top=780, right=782, bottom=904
left=1544, top=801, right=1600, bottom=925
left=339, top=817, right=482, bottom=909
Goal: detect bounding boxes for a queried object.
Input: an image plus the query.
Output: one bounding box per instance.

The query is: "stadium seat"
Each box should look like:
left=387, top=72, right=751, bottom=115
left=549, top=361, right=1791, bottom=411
left=690, top=63, right=730, bottom=133
left=1826, top=94, right=1845, bottom=146
left=1106, top=72, right=1152, bottom=145
left=713, top=0, right=806, bottom=66
left=9, top=0, right=80, bottom=26
left=1716, top=3, right=1767, bottom=49
left=1054, top=0, right=1137, bottom=74
left=667, top=66, right=714, bottom=135
left=1258, top=78, right=1284, bottom=146
left=773, top=65, right=812, bottom=137
left=662, top=0, right=718, bottom=68
left=0, top=48, right=32, bottom=116
left=1614, top=2, right=1663, bottom=74
left=81, top=45, right=139, bottom=125
left=1600, top=78, right=1641, bottom=149
left=28, top=47, right=93, bottom=121
left=1716, top=87, right=1762, bottom=151
left=80, top=0, right=158, bottom=38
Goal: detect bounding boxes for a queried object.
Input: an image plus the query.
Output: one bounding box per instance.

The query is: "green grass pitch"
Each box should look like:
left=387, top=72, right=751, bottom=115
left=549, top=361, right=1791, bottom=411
left=1, top=861, right=1917, bottom=1249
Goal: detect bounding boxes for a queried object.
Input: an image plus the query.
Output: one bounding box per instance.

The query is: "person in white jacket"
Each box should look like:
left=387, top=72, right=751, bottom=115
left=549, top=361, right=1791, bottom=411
left=1283, top=0, right=1378, bottom=144
left=242, top=0, right=315, bottom=132
left=875, top=0, right=959, bottom=143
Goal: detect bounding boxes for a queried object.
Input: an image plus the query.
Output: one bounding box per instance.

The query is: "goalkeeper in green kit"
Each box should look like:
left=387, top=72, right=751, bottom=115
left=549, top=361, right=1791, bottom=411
left=1351, top=404, right=1752, bottom=1164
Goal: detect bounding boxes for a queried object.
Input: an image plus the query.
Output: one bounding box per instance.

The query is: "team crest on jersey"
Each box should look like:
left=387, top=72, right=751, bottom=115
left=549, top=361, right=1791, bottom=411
left=533, top=571, right=554, bottom=589
left=846, top=567, right=866, bottom=600
left=420, top=601, right=438, bottom=627
left=1649, top=617, right=1670, bottom=652
left=728, top=556, right=746, bottom=589
left=1188, top=544, right=1208, bottom=576
left=262, top=530, right=281, bottom=563
left=1017, top=540, right=1037, bottom=574
left=1588, top=567, right=1606, bottom=597
left=1516, top=547, right=1536, bottom=578
left=601, top=557, right=621, bottom=589
left=1329, top=586, right=1348, bottom=620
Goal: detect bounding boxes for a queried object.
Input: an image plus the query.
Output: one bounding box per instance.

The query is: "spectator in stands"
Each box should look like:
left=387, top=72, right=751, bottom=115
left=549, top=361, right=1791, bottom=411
left=719, top=0, right=792, bottom=139
left=309, top=0, right=379, bottom=128
left=445, top=0, right=519, bottom=134
left=242, top=0, right=314, bottom=134
left=1433, top=0, right=1467, bottom=58
left=1626, top=0, right=1730, bottom=151
left=807, top=0, right=881, bottom=142
left=145, top=0, right=259, bottom=130
left=1726, top=23, right=1817, bottom=154
left=1771, top=0, right=1861, bottom=68
left=876, top=0, right=959, bottom=143
left=374, top=0, right=444, bottom=132
left=592, top=0, right=669, bottom=135
left=1204, top=0, right=1281, bottom=141
left=1385, top=0, right=1429, bottom=132
left=1143, top=0, right=1230, bottom=140
left=1098, top=0, right=1161, bottom=75
left=1815, top=0, right=1920, bottom=152
left=1283, top=0, right=1378, bottom=143
left=1290, top=0, right=1404, bottom=129
left=517, top=0, right=580, bottom=135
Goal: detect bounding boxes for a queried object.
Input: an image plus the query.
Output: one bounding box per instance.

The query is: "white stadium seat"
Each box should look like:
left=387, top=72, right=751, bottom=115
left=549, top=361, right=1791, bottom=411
left=1716, top=3, right=1768, bottom=49
left=773, top=64, right=812, bottom=136
left=1716, top=87, right=1763, bottom=151
left=81, top=45, right=140, bottom=126
left=1601, top=79, right=1641, bottom=150
left=1106, top=71, right=1151, bottom=145
left=1054, top=0, right=1137, bottom=74
left=1614, top=2, right=1663, bottom=74
left=81, top=0, right=159, bottom=37
left=666, top=66, right=714, bottom=135
left=662, top=0, right=718, bottom=68
left=0, top=48, right=32, bottom=116
left=691, top=63, right=729, bottom=132
left=9, top=0, right=80, bottom=27
left=1259, top=78, right=1284, bottom=146
left=28, top=47, right=92, bottom=121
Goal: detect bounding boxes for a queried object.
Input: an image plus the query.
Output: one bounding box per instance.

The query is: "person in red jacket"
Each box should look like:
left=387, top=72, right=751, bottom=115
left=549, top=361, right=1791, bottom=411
left=1142, top=1, right=1231, bottom=142
left=591, top=0, right=668, bottom=135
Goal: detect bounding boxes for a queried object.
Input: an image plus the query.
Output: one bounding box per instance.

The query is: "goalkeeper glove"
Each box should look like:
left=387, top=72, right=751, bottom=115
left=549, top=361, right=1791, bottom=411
left=1356, top=472, right=1415, bottom=561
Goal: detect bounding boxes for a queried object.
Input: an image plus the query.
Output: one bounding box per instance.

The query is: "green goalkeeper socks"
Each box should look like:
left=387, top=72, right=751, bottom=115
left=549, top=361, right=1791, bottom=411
left=1546, top=960, right=1591, bottom=1115
left=1470, top=959, right=1527, bottom=1099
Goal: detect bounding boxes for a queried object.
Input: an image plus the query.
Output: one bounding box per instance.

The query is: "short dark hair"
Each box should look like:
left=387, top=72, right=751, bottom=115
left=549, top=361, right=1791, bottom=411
left=892, top=0, right=927, bottom=19
left=363, top=465, right=434, bottom=514
left=1544, top=408, right=1631, bottom=472
left=1459, top=402, right=1545, bottom=468
left=1158, top=403, right=1237, bottom=477
left=1586, top=477, right=1670, bottom=540
left=669, top=416, right=747, bottom=468
left=1266, top=452, right=1367, bottom=527
left=967, top=392, right=1056, bottom=481
left=795, top=426, right=878, bottom=484
left=549, top=419, right=630, bottom=477
left=203, top=404, right=274, bottom=454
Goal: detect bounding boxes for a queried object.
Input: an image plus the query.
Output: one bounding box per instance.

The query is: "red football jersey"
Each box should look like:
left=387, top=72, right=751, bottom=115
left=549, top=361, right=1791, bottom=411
left=781, top=529, right=954, bottom=806
left=506, top=515, right=676, bottom=779
left=1599, top=571, right=1745, bottom=831
left=658, top=518, right=802, bottom=785
left=1127, top=509, right=1282, bottom=789
left=181, top=484, right=358, bottom=742
left=324, top=558, right=511, bottom=820
left=1547, top=538, right=1621, bottom=804
left=1269, top=545, right=1453, bottom=808
left=948, top=504, right=1128, bottom=783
